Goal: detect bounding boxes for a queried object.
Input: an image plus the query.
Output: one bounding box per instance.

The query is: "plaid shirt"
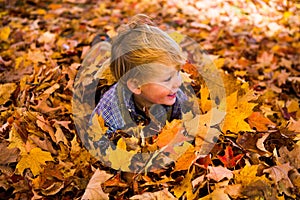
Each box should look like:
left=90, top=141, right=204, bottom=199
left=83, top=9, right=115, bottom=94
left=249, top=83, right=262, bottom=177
left=92, top=83, right=187, bottom=137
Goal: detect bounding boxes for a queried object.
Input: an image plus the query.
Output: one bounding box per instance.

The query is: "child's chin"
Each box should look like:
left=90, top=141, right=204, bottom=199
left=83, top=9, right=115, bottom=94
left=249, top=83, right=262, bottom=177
left=163, top=98, right=176, bottom=106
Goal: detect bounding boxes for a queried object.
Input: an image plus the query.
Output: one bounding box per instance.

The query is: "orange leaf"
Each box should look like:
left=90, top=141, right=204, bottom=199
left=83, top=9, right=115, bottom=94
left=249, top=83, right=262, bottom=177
left=103, top=173, right=128, bottom=188
left=98, top=114, right=108, bottom=133
left=174, top=146, right=197, bottom=171
left=248, top=112, right=276, bottom=131
left=181, top=62, right=199, bottom=79
left=155, top=119, right=183, bottom=148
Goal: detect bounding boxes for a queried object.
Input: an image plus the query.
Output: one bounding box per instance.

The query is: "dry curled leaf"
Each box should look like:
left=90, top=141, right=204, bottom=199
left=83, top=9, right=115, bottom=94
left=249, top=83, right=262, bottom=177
left=130, top=188, right=176, bottom=200
left=81, top=168, right=113, bottom=200
left=1, top=0, right=300, bottom=199
left=206, top=166, right=233, bottom=182
left=0, top=83, right=17, bottom=105
left=0, top=142, right=19, bottom=164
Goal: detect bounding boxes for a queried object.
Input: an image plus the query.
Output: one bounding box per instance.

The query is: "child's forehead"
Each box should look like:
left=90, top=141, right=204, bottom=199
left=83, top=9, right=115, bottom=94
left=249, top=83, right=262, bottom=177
left=144, top=62, right=182, bottom=71
left=134, top=63, right=180, bottom=81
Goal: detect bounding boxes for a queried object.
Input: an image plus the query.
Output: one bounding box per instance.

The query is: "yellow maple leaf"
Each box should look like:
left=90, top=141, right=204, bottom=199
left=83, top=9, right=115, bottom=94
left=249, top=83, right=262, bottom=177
left=221, top=91, right=257, bottom=133
left=234, top=164, right=270, bottom=186
left=16, top=147, right=53, bottom=176
left=107, top=138, right=136, bottom=171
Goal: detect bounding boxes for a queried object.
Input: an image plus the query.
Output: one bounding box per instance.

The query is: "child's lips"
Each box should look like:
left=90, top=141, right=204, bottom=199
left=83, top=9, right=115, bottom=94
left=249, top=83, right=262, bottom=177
left=167, top=93, right=176, bottom=99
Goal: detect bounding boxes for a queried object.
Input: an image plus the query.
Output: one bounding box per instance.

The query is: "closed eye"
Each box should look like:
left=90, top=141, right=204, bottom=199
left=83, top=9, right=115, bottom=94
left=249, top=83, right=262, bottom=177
left=163, top=76, right=172, bottom=82
left=163, top=71, right=180, bottom=82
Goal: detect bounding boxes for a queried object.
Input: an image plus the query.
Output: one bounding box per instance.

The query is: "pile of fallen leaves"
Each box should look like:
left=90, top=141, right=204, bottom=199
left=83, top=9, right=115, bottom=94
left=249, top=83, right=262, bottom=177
left=0, top=0, right=299, bottom=199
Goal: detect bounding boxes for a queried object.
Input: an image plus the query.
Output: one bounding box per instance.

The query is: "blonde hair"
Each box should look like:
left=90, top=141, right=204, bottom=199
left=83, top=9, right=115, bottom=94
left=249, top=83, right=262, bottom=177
left=110, top=14, right=186, bottom=84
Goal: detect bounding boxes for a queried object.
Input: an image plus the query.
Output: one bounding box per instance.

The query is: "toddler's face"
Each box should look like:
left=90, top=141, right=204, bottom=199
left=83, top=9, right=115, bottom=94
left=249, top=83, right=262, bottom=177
left=135, top=63, right=182, bottom=107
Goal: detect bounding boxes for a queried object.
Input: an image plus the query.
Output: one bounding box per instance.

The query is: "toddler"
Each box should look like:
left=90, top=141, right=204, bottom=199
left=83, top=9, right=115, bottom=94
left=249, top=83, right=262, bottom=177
left=92, top=14, right=187, bottom=138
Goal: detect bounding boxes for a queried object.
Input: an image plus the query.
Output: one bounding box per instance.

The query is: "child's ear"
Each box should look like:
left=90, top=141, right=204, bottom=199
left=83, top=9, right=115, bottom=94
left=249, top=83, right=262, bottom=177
left=127, top=78, right=141, bottom=94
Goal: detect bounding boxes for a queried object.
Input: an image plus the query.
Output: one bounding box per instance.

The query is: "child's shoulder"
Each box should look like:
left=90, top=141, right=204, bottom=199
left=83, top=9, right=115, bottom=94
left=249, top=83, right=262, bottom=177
left=94, top=83, right=119, bottom=119
left=98, top=83, right=118, bottom=105
left=94, top=83, right=126, bottom=130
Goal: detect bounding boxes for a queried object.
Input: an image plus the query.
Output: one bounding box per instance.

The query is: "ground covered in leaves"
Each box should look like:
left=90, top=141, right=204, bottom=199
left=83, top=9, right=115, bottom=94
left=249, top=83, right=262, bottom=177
left=0, top=0, right=300, bottom=199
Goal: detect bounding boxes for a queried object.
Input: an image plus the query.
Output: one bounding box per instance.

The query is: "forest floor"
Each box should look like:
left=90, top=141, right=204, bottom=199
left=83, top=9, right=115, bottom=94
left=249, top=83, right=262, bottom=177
left=0, top=0, right=299, bottom=199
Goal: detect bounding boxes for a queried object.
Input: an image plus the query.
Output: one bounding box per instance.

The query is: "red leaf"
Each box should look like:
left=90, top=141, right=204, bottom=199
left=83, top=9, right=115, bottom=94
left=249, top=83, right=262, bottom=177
left=217, top=146, right=244, bottom=168
left=196, top=154, right=212, bottom=169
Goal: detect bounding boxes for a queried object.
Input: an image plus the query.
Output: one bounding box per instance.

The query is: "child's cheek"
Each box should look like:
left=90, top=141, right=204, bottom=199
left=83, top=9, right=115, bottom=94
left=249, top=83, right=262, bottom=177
left=158, top=87, right=172, bottom=97
left=156, top=82, right=173, bottom=91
